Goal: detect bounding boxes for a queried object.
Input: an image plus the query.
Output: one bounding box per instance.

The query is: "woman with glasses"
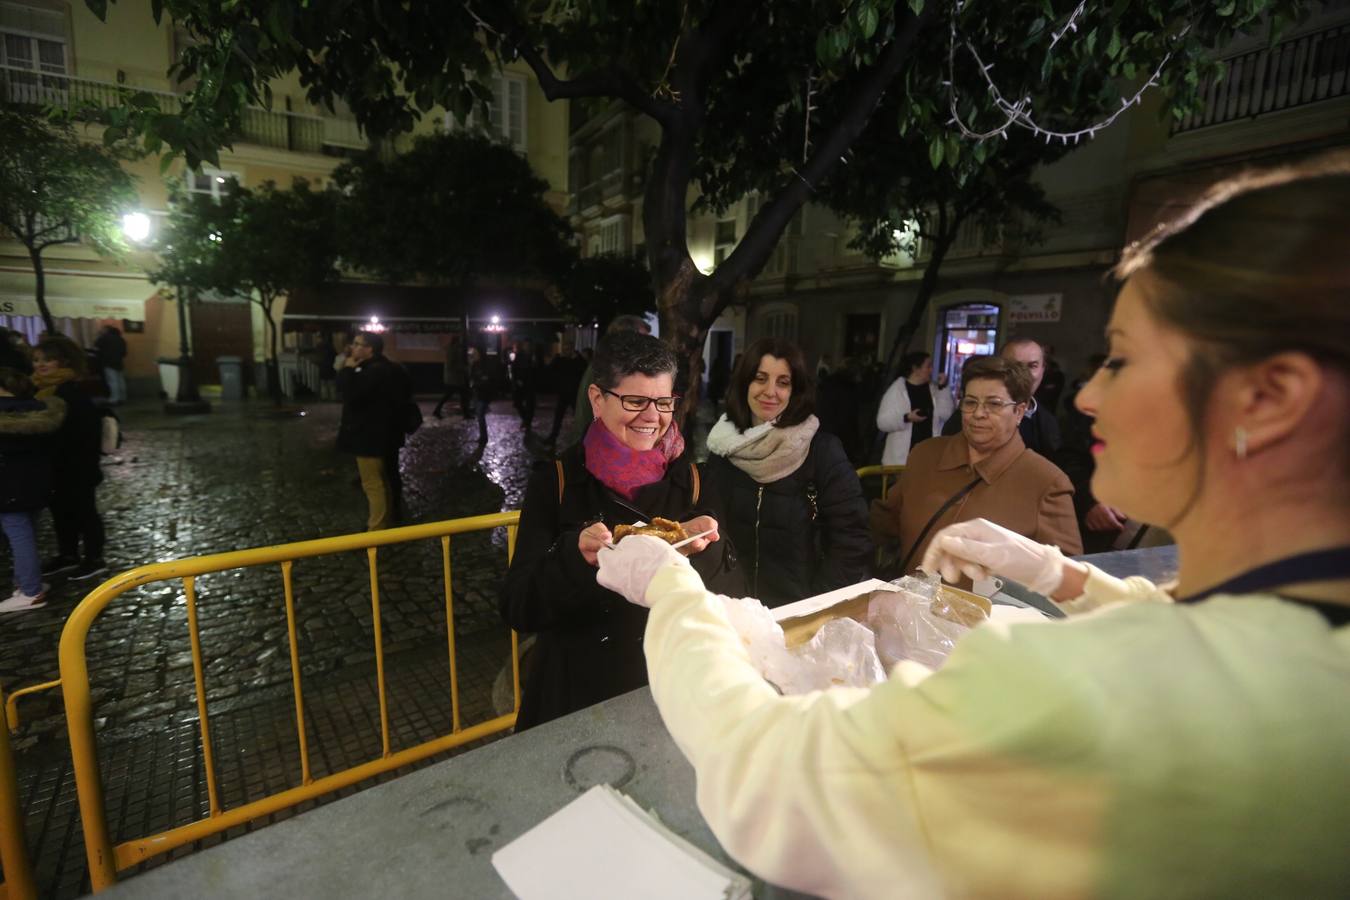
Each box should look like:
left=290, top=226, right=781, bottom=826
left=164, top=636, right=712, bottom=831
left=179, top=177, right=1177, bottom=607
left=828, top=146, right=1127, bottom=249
left=870, top=354, right=1081, bottom=575
left=591, top=157, right=1350, bottom=899
left=499, top=331, right=724, bottom=730
left=702, top=337, right=870, bottom=606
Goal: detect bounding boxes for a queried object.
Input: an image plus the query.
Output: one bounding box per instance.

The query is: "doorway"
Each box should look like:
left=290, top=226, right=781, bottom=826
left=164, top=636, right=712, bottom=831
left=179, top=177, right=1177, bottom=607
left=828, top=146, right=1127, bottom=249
left=936, top=303, right=1000, bottom=392
left=843, top=313, right=881, bottom=362
left=189, top=299, right=254, bottom=387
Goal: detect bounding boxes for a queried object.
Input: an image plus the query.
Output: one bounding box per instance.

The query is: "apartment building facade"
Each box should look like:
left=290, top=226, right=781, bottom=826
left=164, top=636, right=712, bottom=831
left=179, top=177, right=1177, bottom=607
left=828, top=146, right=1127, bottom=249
left=0, top=0, right=569, bottom=397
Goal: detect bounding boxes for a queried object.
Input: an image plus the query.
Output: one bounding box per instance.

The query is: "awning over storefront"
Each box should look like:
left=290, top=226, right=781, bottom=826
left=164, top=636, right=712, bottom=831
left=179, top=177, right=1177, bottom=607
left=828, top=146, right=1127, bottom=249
left=283, top=281, right=563, bottom=330
left=0, top=269, right=155, bottom=321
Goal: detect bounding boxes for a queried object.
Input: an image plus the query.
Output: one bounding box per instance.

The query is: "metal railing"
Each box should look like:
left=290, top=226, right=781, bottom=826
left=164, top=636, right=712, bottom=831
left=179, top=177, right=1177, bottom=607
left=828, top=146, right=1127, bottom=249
left=4, top=465, right=906, bottom=894
left=54, top=511, right=521, bottom=892
left=0, top=689, right=38, bottom=900
left=0, top=64, right=362, bottom=156
left=1173, top=22, right=1350, bottom=134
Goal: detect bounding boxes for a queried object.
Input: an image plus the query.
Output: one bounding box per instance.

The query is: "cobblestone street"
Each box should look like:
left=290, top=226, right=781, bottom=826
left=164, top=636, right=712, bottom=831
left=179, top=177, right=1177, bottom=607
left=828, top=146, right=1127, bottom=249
left=1, top=395, right=563, bottom=897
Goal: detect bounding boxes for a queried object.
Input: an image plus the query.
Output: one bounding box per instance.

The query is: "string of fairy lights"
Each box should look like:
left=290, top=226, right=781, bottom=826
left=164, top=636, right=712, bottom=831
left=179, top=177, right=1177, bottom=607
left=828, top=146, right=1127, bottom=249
left=943, top=0, right=1189, bottom=146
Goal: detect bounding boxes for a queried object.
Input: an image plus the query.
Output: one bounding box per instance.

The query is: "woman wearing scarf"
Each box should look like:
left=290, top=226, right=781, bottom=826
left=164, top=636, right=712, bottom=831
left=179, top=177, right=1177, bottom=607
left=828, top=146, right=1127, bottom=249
left=703, top=338, right=870, bottom=607
left=499, top=331, right=723, bottom=730
left=33, top=335, right=108, bottom=583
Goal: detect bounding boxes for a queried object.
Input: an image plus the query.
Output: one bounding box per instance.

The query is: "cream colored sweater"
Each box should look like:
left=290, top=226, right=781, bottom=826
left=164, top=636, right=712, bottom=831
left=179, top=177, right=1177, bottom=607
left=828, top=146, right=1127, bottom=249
left=643, top=562, right=1350, bottom=898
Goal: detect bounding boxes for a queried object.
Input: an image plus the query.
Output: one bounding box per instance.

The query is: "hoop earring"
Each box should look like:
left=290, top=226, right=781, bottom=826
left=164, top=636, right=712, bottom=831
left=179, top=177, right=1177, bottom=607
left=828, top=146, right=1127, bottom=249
left=1234, top=426, right=1248, bottom=461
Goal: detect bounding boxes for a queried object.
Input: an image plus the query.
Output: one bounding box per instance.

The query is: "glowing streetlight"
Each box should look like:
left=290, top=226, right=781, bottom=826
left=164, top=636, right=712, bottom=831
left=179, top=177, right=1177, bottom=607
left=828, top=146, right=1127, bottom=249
left=121, top=211, right=151, bottom=243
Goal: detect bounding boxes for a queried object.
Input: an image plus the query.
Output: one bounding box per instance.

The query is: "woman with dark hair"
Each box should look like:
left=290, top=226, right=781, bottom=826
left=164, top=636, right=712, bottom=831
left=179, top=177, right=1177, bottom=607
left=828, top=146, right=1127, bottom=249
left=871, top=354, right=1081, bottom=573
left=499, top=331, right=724, bottom=730
left=0, top=368, right=65, bottom=612
left=703, top=337, right=869, bottom=606
left=876, top=350, right=955, bottom=465
left=33, top=335, right=108, bottom=583
left=594, top=155, right=1350, bottom=898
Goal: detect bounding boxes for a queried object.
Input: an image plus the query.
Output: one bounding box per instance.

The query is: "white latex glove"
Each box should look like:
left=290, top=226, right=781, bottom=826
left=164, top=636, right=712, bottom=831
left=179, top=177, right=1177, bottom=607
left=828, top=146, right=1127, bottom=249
left=921, top=518, right=1075, bottom=596
left=596, top=534, right=692, bottom=608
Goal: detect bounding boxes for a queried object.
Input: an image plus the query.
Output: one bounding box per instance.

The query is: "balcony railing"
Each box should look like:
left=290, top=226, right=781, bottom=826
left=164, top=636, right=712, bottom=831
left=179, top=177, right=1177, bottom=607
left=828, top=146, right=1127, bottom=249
left=1172, top=22, right=1350, bottom=134
left=0, top=64, right=368, bottom=156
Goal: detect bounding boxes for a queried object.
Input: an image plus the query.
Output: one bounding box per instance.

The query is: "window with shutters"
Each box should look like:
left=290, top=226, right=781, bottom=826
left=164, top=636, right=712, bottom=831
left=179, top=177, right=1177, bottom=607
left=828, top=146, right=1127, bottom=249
left=186, top=168, right=241, bottom=201
left=0, top=2, right=68, bottom=104
left=443, top=72, right=528, bottom=153
left=599, top=216, right=628, bottom=255
left=713, top=219, right=737, bottom=267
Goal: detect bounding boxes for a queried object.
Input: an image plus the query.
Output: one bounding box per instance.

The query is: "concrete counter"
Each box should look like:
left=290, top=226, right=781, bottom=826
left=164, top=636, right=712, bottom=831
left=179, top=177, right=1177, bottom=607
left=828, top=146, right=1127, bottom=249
left=104, top=547, right=1180, bottom=898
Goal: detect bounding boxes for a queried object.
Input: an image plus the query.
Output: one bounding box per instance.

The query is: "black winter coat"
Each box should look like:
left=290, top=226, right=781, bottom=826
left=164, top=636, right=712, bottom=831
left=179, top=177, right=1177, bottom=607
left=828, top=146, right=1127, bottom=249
left=0, top=396, right=64, bottom=512
left=45, top=382, right=103, bottom=493
left=500, top=444, right=734, bottom=730
left=336, top=356, right=412, bottom=456
left=703, top=430, right=871, bottom=608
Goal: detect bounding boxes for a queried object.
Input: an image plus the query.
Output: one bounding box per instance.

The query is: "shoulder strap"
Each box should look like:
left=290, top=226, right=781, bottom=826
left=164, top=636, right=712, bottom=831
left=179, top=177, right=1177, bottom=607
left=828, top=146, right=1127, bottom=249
left=555, top=459, right=566, bottom=504
left=689, top=461, right=700, bottom=505
left=898, top=475, right=982, bottom=575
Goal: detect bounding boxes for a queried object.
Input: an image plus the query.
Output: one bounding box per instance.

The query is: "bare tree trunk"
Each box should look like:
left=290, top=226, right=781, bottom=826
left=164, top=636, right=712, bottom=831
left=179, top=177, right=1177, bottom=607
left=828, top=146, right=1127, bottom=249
left=261, top=297, right=282, bottom=405
left=882, top=227, right=958, bottom=380
left=27, top=245, right=55, bottom=334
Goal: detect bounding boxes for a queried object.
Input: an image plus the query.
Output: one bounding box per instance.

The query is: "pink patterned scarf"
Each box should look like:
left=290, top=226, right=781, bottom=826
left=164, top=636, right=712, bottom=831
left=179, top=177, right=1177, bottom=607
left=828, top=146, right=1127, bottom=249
left=582, top=418, right=685, bottom=500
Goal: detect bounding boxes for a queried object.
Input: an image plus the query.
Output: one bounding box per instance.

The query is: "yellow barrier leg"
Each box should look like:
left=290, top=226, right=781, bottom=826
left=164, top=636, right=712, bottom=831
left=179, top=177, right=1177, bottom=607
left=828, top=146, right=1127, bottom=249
left=441, top=537, right=461, bottom=733
left=367, top=548, right=392, bottom=758
left=281, top=562, right=312, bottom=785
left=0, top=688, right=37, bottom=900
left=183, top=577, right=221, bottom=817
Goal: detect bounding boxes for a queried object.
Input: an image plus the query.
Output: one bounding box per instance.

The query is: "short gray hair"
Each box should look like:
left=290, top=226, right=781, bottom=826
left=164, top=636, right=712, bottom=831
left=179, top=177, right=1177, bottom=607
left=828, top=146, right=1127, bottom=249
left=590, top=332, right=677, bottom=390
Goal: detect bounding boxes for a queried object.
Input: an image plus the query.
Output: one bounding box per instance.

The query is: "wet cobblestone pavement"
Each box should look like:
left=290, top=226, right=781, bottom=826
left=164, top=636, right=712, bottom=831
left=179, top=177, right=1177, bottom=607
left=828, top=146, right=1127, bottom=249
left=1, top=396, right=567, bottom=897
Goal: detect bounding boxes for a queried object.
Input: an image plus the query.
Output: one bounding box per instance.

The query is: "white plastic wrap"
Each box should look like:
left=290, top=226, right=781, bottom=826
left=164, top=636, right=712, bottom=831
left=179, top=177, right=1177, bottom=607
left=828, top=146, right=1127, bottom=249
left=718, top=575, right=987, bottom=695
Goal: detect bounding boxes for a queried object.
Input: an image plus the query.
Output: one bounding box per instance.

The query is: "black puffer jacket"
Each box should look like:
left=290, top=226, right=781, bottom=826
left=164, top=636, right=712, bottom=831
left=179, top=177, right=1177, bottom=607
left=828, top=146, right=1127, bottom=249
left=44, top=382, right=103, bottom=492
left=500, top=443, right=736, bottom=731
left=703, top=429, right=871, bottom=608
left=0, top=395, right=64, bottom=512
left=336, top=355, right=412, bottom=456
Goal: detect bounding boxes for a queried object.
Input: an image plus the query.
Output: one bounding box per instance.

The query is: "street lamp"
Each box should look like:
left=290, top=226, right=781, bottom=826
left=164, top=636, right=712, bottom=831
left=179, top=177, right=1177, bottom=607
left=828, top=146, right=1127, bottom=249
left=120, top=212, right=150, bottom=243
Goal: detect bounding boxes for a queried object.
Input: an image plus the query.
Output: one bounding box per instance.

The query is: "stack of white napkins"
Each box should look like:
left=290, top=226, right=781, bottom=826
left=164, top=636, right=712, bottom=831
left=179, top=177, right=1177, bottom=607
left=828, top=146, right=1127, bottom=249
left=491, top=784, right=752, bottom=900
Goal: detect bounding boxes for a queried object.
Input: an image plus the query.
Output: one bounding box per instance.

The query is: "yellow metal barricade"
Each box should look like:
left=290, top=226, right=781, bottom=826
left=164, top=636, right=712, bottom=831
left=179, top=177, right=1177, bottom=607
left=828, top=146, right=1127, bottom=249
left=855, top=464, right=906, bottom=500
left=59, top=511, right=522, bottom=892
left=0, top=687, right=38, bottom=900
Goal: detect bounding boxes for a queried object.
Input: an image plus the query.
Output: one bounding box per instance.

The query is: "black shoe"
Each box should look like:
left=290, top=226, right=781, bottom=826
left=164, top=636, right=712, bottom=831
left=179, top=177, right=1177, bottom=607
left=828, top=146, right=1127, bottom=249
left=41, top=555, right=79, bottom=577
left=69, top=559, right=110, bottom=582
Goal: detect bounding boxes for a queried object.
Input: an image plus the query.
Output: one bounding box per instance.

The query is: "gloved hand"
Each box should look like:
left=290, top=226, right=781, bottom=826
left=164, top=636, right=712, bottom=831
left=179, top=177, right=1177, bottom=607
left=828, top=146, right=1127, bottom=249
left=921, top=518, right=1082, bottom=597
left=597, top=534, right=692, bottom=608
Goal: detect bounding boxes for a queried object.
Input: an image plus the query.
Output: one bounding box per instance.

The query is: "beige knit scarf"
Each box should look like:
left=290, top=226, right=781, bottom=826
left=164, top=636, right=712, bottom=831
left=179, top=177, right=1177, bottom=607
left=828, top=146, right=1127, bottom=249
left=706, top=414, right=819, bottom=484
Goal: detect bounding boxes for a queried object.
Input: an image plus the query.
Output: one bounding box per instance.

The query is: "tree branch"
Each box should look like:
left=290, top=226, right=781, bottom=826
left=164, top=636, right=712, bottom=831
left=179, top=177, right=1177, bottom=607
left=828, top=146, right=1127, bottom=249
left=480, top=3, right=678, bottom=126
left=678, top=0, right=760, bottom=110
left=708, top=5, right=935, bottom=307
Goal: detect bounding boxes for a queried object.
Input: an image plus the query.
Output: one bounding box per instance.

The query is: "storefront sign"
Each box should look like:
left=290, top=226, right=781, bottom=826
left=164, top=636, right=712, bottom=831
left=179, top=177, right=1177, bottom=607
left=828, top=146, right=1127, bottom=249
left=0, top=295, right=148, bottom=321
left=1007, top=293, right=1062, bottom=323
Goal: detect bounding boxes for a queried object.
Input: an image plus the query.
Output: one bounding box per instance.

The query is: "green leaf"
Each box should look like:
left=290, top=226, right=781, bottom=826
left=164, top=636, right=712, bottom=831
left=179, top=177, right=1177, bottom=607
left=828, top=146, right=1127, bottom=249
left=929, top=137, right=944, bottom=169
left=907, top=0, right=924, bottom=17
left=1216, top=1, right=1235, bottom=16
left=1106, top=30, right=1121, bottom=59
left=857, top=5, right=879, bottom=39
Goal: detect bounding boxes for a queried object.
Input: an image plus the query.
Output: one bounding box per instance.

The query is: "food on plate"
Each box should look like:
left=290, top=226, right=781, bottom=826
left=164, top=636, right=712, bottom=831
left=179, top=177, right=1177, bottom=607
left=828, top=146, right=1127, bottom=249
left=613, top=517, right=689, bottom=545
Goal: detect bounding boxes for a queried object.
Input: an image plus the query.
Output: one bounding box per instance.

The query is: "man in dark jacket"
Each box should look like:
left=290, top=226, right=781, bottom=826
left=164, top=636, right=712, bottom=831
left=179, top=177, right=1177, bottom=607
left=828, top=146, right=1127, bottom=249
left=336, top=332, right=411, bottom=530
left=94, top=325, right=128, bottom=404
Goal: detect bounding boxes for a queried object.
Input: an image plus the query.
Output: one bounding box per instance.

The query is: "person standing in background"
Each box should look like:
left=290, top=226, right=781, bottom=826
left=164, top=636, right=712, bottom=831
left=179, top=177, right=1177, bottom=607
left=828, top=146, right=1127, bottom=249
left=468, top=345, right=494, bottom=445
left=433, top=334, right=470, bottom=419
left=876, top=351, right=955, bottom=465
left=336, top=332, right=409, bottom=530
left=0, top=368, right=65, bottom=612
left=33, top=336, right=107, bottom=583
left=94, top=325, right=128, bottom=405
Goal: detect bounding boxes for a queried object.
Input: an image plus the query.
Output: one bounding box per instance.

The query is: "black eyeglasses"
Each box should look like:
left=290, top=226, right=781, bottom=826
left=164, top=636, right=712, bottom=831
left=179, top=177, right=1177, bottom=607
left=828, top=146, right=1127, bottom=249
left=601, top=388, right=680, bottom=413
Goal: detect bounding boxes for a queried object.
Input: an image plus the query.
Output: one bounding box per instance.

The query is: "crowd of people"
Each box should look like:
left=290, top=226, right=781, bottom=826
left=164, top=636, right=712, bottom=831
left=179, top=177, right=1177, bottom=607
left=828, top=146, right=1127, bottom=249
left=581, top=155, right=1349, bottom=896
left=0, top=331, right=111, bottom=613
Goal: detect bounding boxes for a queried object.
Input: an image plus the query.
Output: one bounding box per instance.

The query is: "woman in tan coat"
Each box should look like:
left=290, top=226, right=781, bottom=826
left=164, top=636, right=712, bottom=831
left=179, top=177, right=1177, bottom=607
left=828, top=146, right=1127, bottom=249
left=870, top=355, right=1081, bottom=574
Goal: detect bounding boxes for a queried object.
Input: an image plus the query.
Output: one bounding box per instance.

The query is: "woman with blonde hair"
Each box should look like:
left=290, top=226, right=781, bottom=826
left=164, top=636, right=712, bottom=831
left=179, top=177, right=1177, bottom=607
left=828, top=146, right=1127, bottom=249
left=594, top=155, right=1350, bottom=898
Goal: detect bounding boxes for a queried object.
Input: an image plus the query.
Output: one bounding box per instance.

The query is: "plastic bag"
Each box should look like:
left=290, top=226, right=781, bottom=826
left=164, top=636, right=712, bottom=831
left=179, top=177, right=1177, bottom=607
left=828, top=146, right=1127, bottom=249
left=718, top=575, right=986, bottom=695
